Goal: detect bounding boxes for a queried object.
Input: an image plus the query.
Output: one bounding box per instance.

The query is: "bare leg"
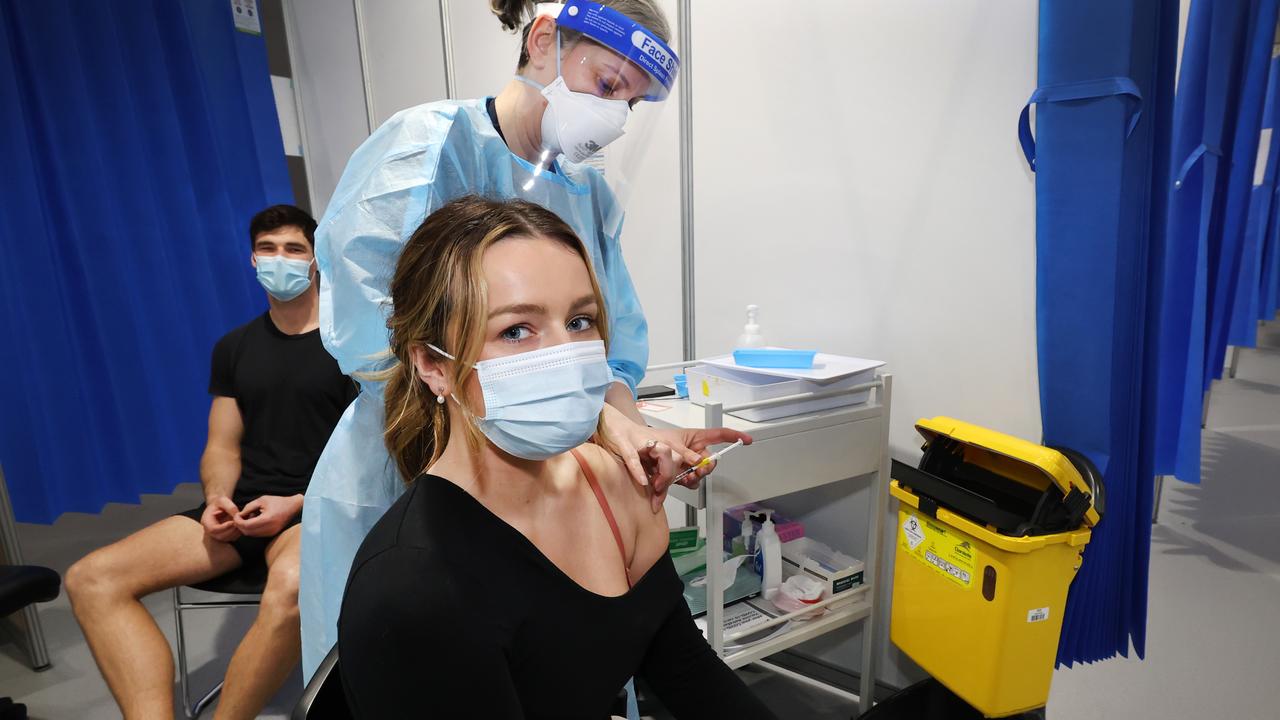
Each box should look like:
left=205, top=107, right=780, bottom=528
left=214, top=524, right=302, bottom=720
left=66, top=516, right=241, bottom=720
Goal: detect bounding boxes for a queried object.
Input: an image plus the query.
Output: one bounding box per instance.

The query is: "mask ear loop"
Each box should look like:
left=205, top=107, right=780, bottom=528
left=513, top=22, right=562, bottom=90
left=426, top=343, right=484, bottom=420
left=555, top=26, right=562, bottom=79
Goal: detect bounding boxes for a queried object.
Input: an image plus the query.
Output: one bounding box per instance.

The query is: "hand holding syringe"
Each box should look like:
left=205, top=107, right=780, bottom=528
left=670, top=439, right=745, bottom=485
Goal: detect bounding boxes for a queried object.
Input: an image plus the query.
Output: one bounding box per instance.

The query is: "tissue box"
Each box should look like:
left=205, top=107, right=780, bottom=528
left=781, top=537, right=863, bottom=604
left=668, top=526, right=700, bottom=555
left=723, top=503, right=805, bottom=553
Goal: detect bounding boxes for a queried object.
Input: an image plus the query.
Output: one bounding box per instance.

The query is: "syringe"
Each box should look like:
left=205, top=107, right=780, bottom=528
left=671, top=439, right=745, bottom=484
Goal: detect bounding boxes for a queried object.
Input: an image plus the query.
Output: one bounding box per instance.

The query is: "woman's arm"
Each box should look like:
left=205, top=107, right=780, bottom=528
left=606, top=381, right=646, bottom=424
left=339, top=547, right=526, bottom=719
left=637, top=596, right=779, bottom=719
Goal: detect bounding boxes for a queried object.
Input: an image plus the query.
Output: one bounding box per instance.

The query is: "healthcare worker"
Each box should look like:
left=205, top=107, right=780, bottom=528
left=300, top=0, right=749, bottom=686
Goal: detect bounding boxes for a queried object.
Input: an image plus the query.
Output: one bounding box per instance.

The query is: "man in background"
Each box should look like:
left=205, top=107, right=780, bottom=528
left=65, top=205, right=356, bottom=719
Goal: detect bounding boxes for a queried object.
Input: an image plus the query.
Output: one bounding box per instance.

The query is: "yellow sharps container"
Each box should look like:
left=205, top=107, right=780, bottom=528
left=888, top=417, right=1103, bottom=718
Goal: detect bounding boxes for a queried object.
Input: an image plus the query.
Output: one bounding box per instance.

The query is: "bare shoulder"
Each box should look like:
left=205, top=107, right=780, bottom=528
left=570, top=443, right=668, bottom=531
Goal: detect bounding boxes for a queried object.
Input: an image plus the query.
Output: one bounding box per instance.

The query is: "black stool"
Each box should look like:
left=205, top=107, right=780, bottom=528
left=0, top=564, right=60, bottom=674
left=0, top=565, right=61, bottom=622
left=1, top=463, right=60, bottom=673
left=172, top=568, right=265, bottom=718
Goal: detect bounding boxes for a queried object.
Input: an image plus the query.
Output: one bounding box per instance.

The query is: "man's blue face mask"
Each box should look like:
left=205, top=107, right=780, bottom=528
left=428, top=340, right=612, bottom=461
left=255, top=254, right=315, bottom=301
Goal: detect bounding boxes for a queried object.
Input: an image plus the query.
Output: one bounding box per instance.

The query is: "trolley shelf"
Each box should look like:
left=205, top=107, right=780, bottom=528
left=722, top=590, right=874, bottom=670
left=640, top=367, right=893, bottom=715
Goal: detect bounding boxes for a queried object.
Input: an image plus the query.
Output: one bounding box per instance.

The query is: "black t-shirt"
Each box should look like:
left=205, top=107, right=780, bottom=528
left=209, top=312, right=356, bottom=498
left=338, top=475, right=779, bottom=720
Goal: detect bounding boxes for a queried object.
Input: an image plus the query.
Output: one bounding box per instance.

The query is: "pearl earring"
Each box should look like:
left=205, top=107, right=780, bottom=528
left=436, top=394, right=445, bottom=405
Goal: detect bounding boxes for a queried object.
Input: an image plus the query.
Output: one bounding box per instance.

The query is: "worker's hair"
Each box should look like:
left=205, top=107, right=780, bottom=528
left=490, top=0, right=671, bottom=70
left=248, top=204, right=317, bottom=250
left=376, top=195, right=611, bottom=483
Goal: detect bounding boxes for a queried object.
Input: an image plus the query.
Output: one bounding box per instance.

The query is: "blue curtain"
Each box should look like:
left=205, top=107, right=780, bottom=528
left=1155, top=0, right=1247, bottom=486
left=1262, top=58, right=1280, bottom=321
left=0, top=0, right=292, bottom=524
left=1203, top=0, right=1280, bottom=375
left=1262, top=66, right=1280, bottom=319
left=1229, top=57, right=1280, bottom=346
left=1260, top=59, right=1280, bottom=320
left=1025, top=0, right=1177, bottom=664
left=1157, top=0, right=1280, bottom=487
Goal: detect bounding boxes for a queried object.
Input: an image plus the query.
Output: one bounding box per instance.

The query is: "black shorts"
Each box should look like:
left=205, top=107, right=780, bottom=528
left=176, top=492, right=302, bottom=585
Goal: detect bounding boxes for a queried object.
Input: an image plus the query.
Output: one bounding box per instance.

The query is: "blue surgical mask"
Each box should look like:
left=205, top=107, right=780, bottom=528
left=428, top=340, right=612, bottom=461
left=255, top=255, right=314, bottom=301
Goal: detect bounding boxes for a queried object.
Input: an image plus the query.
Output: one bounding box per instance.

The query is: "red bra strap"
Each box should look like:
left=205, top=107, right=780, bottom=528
left=569, top=448, right=631, bottom=588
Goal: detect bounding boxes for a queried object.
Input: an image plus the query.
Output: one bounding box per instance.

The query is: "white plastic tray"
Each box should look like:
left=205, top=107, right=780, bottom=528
left=701, top=351, right=885, bottom=383
left=685, top=363, right=874, bottom=421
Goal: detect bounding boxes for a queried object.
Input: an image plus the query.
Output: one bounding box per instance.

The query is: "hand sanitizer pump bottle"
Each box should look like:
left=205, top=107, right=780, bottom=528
left=753, top=510, right=782, bottom=595
left=736, top=304, right=766, bottom=349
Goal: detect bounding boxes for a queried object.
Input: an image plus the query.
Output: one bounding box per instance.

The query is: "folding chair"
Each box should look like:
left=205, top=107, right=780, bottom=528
left=172, top=569, right=265, bottom=718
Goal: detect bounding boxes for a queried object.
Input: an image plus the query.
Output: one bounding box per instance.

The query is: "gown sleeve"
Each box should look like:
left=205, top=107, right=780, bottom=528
left=598, top=221, right=650, bottom=394
left=315, top=106, right=462, bottom=381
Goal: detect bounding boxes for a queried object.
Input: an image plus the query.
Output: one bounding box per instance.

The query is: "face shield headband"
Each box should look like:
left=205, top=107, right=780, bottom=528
left=533, top=0, right=680, bottom=102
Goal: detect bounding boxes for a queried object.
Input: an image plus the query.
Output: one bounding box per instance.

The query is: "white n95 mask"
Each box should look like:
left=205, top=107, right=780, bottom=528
left=428, top=340, right=612, bottom=460
left=539, top=76, right=629, bottom=164
left=255, top=255, right=314, bottom=301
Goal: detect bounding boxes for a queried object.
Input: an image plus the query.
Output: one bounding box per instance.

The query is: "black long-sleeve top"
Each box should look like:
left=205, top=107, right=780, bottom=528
left=338, top=474, right=778, bottom=719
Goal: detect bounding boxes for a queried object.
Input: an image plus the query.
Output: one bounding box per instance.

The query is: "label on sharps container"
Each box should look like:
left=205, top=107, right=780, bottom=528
left=900, top=512, right=976, bottom=589
left=1027, top=607, right=1050, bottom=623
left=902, top=515, right=926, bottom=550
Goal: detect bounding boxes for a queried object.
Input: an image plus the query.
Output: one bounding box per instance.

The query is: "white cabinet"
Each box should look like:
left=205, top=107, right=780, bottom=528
left=639, top=372, right=894, bottom=714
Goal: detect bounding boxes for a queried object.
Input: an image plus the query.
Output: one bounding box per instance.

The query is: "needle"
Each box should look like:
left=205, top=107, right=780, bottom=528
left=671, top=439, right=745, bottom=484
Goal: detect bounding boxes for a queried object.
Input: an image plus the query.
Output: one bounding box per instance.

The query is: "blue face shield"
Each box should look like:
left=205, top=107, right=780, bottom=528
left=429, top=340, right=612, bottom=460
left=255, top=254, right=314, bottom=301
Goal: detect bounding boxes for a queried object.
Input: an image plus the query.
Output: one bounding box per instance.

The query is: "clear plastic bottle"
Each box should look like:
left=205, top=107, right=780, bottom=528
left=735, top=304, right=766, bottom=348
left=753, top=511, right=782, bottom=594
left=732, top=516, right=756, bottom=557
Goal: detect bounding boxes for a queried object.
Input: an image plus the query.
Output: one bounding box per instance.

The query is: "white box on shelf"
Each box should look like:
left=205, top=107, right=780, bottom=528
left=781, top=537, right=864, bottom=607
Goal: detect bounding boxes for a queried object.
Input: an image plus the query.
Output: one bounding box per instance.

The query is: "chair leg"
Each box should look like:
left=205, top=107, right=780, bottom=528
left=172, top=588, right=235, bottom=718
left=174, top=588, right=196, bottom=718
left=191, top=681, right=224, bottom=718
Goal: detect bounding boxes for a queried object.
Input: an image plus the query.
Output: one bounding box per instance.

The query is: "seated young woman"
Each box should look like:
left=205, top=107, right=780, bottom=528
left=337, top=196, right=776, bottom=718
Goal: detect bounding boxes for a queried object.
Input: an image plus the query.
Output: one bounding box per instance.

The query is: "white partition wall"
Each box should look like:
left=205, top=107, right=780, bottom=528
left=689, top=1, right=1042, bottom=456
left=284, top=0, right=371, bottom=215
left=446, top=1, right=523, bottom=99
left=359, top=0, right=449, bottom=127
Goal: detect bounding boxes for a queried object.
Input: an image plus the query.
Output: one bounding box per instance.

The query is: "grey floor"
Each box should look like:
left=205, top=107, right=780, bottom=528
left=3, top=320, right=1279, bottom=719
